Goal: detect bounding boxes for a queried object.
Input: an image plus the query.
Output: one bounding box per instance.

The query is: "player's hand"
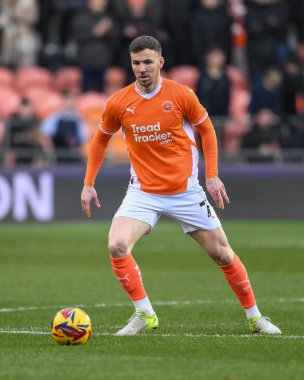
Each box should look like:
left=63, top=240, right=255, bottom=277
left=206, top=177, right=230, bottom=209
left=81, top=185, right=100, bottom=218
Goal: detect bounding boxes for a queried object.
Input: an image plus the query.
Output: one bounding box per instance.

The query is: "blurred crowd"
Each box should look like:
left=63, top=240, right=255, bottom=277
left=1, top=0, right=304, bottom=166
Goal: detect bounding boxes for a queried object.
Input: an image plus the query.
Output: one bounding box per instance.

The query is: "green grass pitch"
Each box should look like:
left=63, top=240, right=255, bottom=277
left=0, top=221, right=303, bottom=380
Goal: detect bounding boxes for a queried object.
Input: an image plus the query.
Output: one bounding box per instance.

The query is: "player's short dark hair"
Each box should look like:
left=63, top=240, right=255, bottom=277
left=129, top=35, right=162, bottom=55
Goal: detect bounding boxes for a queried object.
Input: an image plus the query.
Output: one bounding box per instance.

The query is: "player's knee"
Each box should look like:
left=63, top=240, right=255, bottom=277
left=108, top=238, right=129, bottom=258
left=218, top=247, right=233, bottom=265
left=208, top=242, right=233, bottom=265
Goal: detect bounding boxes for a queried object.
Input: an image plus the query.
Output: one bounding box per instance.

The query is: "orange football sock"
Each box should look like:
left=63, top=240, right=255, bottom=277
left=220, top=254, right=256, bottom=309
left=111, top=254, right=147, bottom=301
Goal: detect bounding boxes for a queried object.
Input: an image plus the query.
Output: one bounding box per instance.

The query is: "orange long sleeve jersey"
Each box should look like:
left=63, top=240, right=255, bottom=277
left=84, top=78, right=218, bottom=195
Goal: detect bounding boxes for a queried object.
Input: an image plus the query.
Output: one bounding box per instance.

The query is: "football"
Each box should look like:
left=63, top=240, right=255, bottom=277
left=51, top=307, right=92, bottom=345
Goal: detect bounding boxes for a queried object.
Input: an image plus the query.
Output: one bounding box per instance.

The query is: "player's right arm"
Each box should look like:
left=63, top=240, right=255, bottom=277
left=81, top=129, right=111, bottom=217
left=81, top=184, right=101, bottom=218
left=81, top=97, right=121, bottom=218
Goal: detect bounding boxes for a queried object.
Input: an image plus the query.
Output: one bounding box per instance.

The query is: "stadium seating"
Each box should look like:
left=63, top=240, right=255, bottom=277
left=221, top=116, right=250, bottom=158
left=24, top=87, right=63, bottom=119
left=75, top=92, right=108, bottom=141
left=75, top=92, right=108, bottom=119
left=168, top=65, right=200, bottom=91
left=0, top=88, right=20, bottom=120
left=75, top=91, right=129, bottom=162
left=220, top=66, right=251, bottom=158
left=16, top=67, right=53, bottom=95
left=0, top=68, right=15, bottom=89
left=53, top=67, right=82, bottom=94
left=226, top=66, right=251, bottom=118
left=104, top=66, right=127, bottom=95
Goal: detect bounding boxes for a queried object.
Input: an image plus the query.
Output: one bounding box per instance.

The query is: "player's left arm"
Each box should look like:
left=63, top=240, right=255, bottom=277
left=198, top=116, right=230, bottom=209
left=196, top=117, right=230, bottom=209
left=182, top=87, right=230, bottom=209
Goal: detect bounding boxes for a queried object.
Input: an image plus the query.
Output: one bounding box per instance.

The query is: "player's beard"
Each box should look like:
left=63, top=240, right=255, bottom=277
left=137, top=74, right=152, bottom=87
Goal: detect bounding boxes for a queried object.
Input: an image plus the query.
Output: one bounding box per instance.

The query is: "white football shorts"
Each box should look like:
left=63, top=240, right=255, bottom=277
left=113, top=183, right=221, bottom=233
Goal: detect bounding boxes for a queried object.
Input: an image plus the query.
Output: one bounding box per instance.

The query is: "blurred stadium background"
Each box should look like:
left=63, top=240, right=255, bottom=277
left=1, top=3, right=304, bottom=379
left=0, top=0, right=304, bottom=221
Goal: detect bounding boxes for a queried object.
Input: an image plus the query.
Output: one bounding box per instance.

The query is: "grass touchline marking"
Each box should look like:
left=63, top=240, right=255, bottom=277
left=0, top=300, right=228, bottom=313
left=0, top=329, right=303, bottom=340
left=0, top=329, right=50, bottom=335
left=1, top=298, right=304, bottom=313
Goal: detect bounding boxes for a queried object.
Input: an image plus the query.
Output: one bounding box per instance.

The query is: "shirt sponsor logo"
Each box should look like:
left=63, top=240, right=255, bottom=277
left=131, top=121, right=172, bottom=144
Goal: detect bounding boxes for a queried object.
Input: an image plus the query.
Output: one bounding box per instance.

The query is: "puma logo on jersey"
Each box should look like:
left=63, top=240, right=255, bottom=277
left=126, top=107, right=136, bottom=115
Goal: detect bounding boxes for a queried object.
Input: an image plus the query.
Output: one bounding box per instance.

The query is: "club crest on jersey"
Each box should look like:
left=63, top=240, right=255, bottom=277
left=162, top=100, right=174, bottom=113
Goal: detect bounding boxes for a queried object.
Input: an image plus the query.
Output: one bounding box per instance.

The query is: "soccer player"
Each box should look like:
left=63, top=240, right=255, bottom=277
left=81, top=35, right=281, bottom=336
